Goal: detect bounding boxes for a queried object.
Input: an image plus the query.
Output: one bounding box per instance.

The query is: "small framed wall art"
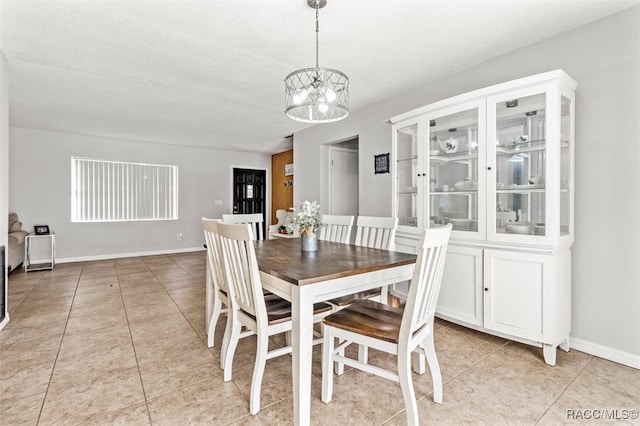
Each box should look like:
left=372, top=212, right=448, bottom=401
left=374, top=153, right=390, bottom=174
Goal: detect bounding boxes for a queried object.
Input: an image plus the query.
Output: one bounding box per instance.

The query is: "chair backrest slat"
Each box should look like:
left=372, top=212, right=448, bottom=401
left=401, top=224, right=452, bottom=338
left=222, top=213, right=265, bottom=241
left=354, top=216, right=398, bottom=250
left=318, top=214, right=354, bottom=244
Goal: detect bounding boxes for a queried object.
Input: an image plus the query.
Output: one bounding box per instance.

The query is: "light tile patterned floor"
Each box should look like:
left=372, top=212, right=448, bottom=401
left=1, top=252, right=638, bottom=425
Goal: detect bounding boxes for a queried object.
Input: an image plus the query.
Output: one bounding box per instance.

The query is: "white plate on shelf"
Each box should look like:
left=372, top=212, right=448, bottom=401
left=506, top=224, right=531, bottom=234
left=533, top=225, right=545, bottom=235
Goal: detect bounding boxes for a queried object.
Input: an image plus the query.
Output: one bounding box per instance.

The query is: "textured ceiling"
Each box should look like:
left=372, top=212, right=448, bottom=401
left=1, top=0, right=636, bottom=154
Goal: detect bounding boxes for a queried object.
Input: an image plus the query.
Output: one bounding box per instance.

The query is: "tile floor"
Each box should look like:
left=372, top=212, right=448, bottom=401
left=1, top=251, right=638, bottom=425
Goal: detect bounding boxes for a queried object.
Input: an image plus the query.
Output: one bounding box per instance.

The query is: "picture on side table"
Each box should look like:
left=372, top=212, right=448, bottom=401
left=34, top=225, right=50, bottom=235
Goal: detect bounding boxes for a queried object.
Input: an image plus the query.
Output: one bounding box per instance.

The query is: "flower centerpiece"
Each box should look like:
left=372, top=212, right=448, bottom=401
left=287, top=200, right=323, bottom=251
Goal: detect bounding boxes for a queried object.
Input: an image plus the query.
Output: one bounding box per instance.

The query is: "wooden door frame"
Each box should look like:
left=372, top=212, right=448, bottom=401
left=229, top=166, right=271, bottom=227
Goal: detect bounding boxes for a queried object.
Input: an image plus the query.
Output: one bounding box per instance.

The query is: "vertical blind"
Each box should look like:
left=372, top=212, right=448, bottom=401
left=71, top=157, right=178, bottom=222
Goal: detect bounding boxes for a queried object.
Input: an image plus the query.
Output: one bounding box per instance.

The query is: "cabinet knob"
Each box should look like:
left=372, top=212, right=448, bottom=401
left=487, top=167, right=492, bottom=171
left=484, top=287, right=489, bottom=292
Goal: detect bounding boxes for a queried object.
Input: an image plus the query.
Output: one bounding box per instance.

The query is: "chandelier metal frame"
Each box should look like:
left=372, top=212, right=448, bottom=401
left=284, top=0, right=349, bottom=123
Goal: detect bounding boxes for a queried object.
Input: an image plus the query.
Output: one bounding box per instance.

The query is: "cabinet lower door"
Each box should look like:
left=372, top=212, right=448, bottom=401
left=483, top=249, right=549, bottom=341
left=436, top=245, right=483, bottom=326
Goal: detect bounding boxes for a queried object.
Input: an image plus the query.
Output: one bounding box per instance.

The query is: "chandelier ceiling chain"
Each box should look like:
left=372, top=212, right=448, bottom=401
left=315, top=3, right=319, bottom=69
left=284, top=0, right=349, bottom=123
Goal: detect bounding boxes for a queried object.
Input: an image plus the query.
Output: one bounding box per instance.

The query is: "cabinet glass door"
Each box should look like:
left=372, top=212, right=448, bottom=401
left=560, top=95, right=572, bottom=236
left=491, top=90, right=547, bottom=238
left=428, top=102, right=484, bottom=237
left=395, top=122, right=419, bottom=226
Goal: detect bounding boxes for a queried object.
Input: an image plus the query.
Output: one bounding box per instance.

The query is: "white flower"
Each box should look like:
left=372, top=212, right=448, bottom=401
left=287, top=200, right=324, bottom=237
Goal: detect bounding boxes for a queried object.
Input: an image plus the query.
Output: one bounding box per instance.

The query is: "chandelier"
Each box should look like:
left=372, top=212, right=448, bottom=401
left=284, top=0, right=349, bottom=123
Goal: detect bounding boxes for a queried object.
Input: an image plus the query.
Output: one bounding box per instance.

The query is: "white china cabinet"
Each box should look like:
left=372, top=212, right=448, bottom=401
left=390, top=70, right=576, bottom=365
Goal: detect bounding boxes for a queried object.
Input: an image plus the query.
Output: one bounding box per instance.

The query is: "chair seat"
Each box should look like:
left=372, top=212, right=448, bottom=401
left=323, top=299, right=403, bottom=344
left=327, top=288, right=382, bottom=307
left=246, top=296, right=332, bottom=326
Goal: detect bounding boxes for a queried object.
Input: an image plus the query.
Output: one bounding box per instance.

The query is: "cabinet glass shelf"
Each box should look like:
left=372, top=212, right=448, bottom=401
left=432, top=190, right=478, bottom=194
left=496, top=139, right=569, bottom=156
left=496, top=139, right=545, bottom=155
left=498, top=188, right=545, bottom=193
left=397, top=156, right=417, bottom=163
left=430, top=150, right=479, bottom=162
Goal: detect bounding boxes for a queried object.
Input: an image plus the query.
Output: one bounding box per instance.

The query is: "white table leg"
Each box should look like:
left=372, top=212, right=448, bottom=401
left=292, top=286, right=314, bottom=426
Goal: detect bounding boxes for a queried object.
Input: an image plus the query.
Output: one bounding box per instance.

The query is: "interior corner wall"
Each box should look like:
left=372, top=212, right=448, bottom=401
left=1, top=51, right=10, bottom=329
left=293, top=7, right=640, bottom=361
left=9, top=127, right=271, bottom=261
left=1, top=52, right=8, bottom=248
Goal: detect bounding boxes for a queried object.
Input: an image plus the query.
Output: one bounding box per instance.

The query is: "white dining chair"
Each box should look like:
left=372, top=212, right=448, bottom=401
left=354, top=215, right=398, bottom=250
left=318, top=214, right=354, bottom=244
left=329, top=215, right=399, bottom=307
left=321, top=224, right=452, bottom=425
left=327, top=215, right=399, bottom=368
left=222, top=213, right=265, bottom=240
left=202, top=218, right=227, bottom=349
left=202, top=218, right=255, bottom=365
left=217, top=222, right=332, bottom=415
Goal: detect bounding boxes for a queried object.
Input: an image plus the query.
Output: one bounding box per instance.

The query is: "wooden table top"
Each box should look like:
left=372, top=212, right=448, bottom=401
left=253, top=238, right=416, bottom=286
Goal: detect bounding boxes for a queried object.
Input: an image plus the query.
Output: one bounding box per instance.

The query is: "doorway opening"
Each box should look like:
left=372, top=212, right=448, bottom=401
left=232, top=167, right=267, bottom=236
left=327, top=137, right=359, bottom=216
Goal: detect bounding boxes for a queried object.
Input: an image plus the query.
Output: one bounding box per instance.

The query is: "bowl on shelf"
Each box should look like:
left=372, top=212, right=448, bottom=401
left=528, top=175, right=545, bottom=185
left=438, top=137, right=461, bottom=154
left=454, top=180, right=477, bottom=190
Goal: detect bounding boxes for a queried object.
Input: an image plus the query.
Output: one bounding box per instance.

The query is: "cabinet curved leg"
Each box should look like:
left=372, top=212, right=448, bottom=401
left=559, top=337, right=570, bottom=352
left=543, top=344, right=557, bottom=366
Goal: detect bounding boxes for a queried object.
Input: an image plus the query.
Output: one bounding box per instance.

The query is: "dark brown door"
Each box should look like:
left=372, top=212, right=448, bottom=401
left=233, top=168, right=267, bottom=234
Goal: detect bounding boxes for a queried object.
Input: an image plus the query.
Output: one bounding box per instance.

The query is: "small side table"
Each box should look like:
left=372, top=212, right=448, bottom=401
left=24, top=233, right=56, bottom=272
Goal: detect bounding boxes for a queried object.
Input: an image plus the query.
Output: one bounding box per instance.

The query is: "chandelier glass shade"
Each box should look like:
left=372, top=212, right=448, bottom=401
left=284, top=0, right=349, bottom=123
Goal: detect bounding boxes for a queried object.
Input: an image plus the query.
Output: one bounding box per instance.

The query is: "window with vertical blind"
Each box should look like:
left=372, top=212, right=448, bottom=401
left=71, top=157, right=178, bottom=222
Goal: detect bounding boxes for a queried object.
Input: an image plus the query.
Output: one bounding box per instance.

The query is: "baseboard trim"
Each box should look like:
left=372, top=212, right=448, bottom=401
left=571, top=337, right=640, bottom=369
left=57, top=246, right=205, bottom=264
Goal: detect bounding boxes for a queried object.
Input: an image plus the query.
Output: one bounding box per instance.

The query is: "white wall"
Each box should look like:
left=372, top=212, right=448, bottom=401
left=1, top=51, right=10, bottom=329
left=9, top=127, right=271, bottom=261
left=294, top=7, right=640, bottom=362
left=1, top=52, right=8, bottom=250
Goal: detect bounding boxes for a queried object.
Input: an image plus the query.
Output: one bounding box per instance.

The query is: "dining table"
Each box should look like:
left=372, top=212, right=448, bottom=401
left=253, top=237, right=417, bottom=425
